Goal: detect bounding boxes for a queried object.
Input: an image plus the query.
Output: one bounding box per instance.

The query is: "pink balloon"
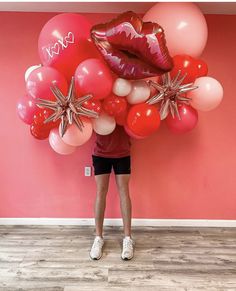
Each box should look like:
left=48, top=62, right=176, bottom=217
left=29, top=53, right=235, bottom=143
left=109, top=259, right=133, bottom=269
left=17, top=95, right=39, bottom=125
left=49, top=128, right=76, bottom=155
left=143, top=3, right=208, bottom=58
left=38, top=13, right=92, bottom=81
left=188, top=77, right=224, bottom=111
left=62, top=117, right=93, bottom=146
left=26, top=66, right=68, bottom=101
left=126, top=80, right=151, bottom=104
left=166, top=104, right=198, bottom=134
left=75, top=58, right=113, bottom=100
left=92, top=111, right=116, bottom=135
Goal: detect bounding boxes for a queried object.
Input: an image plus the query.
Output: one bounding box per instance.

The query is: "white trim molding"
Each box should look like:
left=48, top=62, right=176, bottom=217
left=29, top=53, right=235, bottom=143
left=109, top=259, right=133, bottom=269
left=0, top=218, right=236, bottom=227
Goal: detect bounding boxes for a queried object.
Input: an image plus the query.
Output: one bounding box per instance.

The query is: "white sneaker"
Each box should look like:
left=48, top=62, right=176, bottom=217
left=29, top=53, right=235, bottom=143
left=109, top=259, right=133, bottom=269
left=89, top=236, right=104, bottom=260
left=121, top=236, right=134, bottom=260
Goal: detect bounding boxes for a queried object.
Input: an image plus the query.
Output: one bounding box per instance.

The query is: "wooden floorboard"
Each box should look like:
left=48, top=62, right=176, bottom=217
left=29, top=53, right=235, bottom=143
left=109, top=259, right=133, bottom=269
left=0, top=226, right=236, bottom=290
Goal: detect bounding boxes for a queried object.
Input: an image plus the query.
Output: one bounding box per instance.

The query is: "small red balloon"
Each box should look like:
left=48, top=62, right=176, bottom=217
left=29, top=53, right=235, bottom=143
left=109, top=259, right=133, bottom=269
left=103, top=94, right=127, bottom=116
left=127, top=103, right=160, bottom=137
left=195, top=59, right=208, bottom=77
left=166, top=104, right=198, bottom=134
left=170, top=55, right=199, bottom=84
left=33, top=108, right=59, bottom=130
left=82, top=98, right=102, bottom=114
left=30, top=123, right=51, bottom=140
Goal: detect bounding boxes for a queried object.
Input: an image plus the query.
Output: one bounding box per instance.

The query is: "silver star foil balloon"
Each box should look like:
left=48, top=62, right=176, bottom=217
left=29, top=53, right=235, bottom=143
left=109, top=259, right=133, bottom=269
left=146, top=71, right=198, bottom=120
left=36, top=77, right=98, bottom=137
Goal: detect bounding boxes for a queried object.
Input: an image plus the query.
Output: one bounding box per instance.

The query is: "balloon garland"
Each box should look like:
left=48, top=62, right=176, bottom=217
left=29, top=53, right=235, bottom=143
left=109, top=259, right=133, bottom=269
left=17, top=3, right=224, bottom=155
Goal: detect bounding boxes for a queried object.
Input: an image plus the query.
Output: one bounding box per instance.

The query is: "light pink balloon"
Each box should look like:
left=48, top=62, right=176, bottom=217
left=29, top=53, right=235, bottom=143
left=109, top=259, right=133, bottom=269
left=113, top=78, right=132, bottom=96
left=188, top=77, right=224, bottom=111
left=92, top=111, right=116, bottom=135
left=143, top=3, right=208, bottom=57
left=126, top=80, right=150, bottom=104
left=24, top=64, right=42, bottom=82
left=49, top=128, right=76, bottom=155
left=62, top=118, right=93, bottom=146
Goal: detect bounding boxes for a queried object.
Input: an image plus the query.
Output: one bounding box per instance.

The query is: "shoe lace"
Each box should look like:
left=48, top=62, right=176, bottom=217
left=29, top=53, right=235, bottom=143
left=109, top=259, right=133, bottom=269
left=93, top=237, right=103, bottom=249
left=123, top=238, right=133, bottom=249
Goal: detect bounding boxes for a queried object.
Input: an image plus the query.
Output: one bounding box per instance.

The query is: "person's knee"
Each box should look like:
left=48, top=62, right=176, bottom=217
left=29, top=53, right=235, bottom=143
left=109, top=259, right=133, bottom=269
left=118, top=186, right=129, bottom=198
left=96, top=186, right=108, bottom=198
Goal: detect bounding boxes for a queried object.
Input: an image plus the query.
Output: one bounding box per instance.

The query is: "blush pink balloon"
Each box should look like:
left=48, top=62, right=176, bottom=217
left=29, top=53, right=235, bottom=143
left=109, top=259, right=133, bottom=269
left=17, top=95, right=39, bottom=125
left=49, top=128, right=76, bottom=155
left=188, top=77, right=224, bottom=111
left=166, top=104, right=198, bottom=134
left=75, top=58, right=113, bottom=100
left=38, top=13, right=92, bottom=81
left=26, top=66, right=68, bottom=101
left=92, top=111, right=116, bottom=135
left=143, top=3, right=208, bottom=58
left=62, top=118, right=93, bottom=146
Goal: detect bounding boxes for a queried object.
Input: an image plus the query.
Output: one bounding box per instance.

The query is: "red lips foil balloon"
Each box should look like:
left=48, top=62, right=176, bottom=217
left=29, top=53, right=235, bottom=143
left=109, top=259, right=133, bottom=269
left=91, top=11, right=173, bottom=80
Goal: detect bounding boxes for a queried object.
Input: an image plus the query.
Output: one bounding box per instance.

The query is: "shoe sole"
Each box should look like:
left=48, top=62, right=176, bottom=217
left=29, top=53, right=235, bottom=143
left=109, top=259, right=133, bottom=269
left=121, top=254, right=133, bottom=261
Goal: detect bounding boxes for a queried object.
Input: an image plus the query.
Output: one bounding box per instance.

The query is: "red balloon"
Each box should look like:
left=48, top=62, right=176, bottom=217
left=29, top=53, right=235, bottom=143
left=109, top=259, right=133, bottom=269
left=30, top=123, right=51, bottom=140
left=127, top=103, right=161, bottom=137
left=91, top=11, right=173, bottom=79
left=38, top=13, right=92, bottom=81
left=103, top=94, right=127, bottom=116
left=33, top=108, right=59, bottom=130
left=75, top=58, right=113, bottom=100
left=82, top=98, right=102, bottom=114
left=26, top=66, right=68, bottom=101
left=166, top=104, right=198, bottom=134
left=195, top=59, right=208, bottom=77
left=115, top=108, right=129, bottom=126
left=124, top=124, right=146, bottom=139
left=17, top=95, right=39, bottom=125
left=170, top=55, right=199, bottom=84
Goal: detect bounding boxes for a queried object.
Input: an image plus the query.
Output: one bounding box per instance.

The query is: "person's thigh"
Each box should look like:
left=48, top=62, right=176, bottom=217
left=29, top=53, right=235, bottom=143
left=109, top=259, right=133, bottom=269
left=95, top=173, right=110, bottom=194
left=112, top=156, right=131, bottom=176
left=92, top=155, right=112, bottom=176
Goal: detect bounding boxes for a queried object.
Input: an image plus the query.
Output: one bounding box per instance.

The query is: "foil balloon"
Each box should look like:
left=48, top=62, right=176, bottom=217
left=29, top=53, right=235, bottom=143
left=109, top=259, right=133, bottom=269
left=91, top=11, right=173, bottom=79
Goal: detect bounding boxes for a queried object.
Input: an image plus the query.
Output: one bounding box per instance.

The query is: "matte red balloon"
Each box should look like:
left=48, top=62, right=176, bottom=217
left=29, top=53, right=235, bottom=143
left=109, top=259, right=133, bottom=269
left=33, top=108, right=59, bottom=130
left=75, top=58, right=113, bottom=100
left=170, top=55, right=199, bottom=84
left=38, top=13, right=92, bottom=81
left=26, top=66, right=68, bottom=101
left=17, top=95, right=39, bottom=125
left=115, top=108, right=129, bottom=126
left=82, top=98, right=102, bottom=114
left=30, top=123, right=51, bottom=140
left=103, top=94, right=127, bottom=116
left=166, top=104, right=198, bottom=134
left=127, top=103, right=161, bottom=137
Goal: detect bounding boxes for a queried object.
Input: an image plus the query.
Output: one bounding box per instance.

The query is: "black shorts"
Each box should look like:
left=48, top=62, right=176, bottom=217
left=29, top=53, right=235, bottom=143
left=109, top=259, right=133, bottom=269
left=92, top=155, right=131, bottom=176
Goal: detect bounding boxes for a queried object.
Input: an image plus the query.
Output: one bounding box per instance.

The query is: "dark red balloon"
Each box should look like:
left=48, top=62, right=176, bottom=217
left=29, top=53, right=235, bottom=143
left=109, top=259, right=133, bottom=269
left=82, top=98, right=102, bottom=114
left=127, top=103, right=160, bottom=137
left=33, top=108, right=59, bottom=130
left=30, top=123, right=51, bottom=140
left=170, top=55, right=199, bottom=84
left=166, top=104, right=198, bottom=134
left=195, top=59, right=208, bottom=77
left=91, top=11, right=173, bottom=79
left=103, top=94, right=127, bottom=117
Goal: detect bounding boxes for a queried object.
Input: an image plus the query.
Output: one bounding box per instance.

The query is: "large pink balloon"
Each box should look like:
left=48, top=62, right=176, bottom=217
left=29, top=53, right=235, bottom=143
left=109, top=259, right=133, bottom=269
left=49, top=128, right=76, bottom=155
left=75, top=58, right=113, bottom=100
left=38, top=13, right=92, bottom=81
left=143, top=3, right=208, bottom=57
left=62, top=117, right=93, bottom=146
left=26, top=66, right=68, bottom=101
left=166, top=104, right=198, bottom=134
left=188, top=77, right=224, bottom=111
left=17, top=94, right=39, bottom=125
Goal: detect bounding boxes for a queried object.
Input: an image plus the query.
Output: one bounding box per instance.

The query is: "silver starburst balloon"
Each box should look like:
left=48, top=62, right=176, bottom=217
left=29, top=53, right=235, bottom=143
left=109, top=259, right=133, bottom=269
left=146, top=71, right=198, bottom=120
left=36, top=77, right=98, bottom=137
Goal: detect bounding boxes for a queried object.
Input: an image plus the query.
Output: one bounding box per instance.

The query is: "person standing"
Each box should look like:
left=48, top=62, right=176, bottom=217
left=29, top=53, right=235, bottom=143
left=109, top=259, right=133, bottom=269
left=89, top=125, right=134, bottom=260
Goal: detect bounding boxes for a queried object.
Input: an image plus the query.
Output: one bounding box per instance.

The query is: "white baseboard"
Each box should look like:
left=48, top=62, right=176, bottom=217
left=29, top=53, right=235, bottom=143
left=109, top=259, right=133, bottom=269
left=0, top=218, right=236, bottom=227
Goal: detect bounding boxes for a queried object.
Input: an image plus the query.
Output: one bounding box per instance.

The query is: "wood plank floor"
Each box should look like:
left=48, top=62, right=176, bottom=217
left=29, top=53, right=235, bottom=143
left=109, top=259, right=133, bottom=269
left=0, top=225, right=236, bottom=290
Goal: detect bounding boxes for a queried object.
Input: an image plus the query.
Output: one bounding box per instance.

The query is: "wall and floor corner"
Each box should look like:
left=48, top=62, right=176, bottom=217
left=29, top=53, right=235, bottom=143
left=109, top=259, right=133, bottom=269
left=0, top=12, right=236, bottom=226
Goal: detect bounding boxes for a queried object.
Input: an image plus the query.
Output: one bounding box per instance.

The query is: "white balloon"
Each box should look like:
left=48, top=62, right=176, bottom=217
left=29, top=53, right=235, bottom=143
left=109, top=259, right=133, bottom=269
left=113, top=78, right=132, bottom=96
left=126, top=80, right=150, bottom=104
left=24, top=64, right=42, bottom=82
left=93, top=112, right=116, bottom=135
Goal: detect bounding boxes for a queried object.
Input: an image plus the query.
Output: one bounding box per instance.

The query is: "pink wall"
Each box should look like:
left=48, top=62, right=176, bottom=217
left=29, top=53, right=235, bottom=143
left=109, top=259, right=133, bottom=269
left=0, top=12, right=236, bottom=219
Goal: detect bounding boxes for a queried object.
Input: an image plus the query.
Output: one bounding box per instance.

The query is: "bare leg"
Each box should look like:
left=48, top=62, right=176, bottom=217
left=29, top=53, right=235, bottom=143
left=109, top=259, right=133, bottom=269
left=94, top=174, right=110, bottom=237
left=115, top=174, right=132, bottom=237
